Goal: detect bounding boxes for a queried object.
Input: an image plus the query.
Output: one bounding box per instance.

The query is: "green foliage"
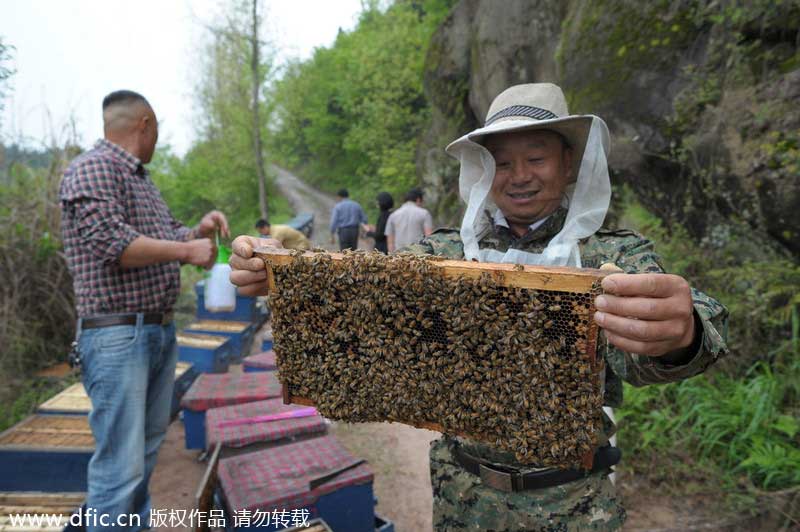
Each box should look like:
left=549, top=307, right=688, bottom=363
left=618, top=357, right=800, bottom=492
left=616, top=189, right=800, bottom=501
left=618, top=186, right=799, bottom=368
left=0, top=377, right=78, bottom=433
left=268, top=0, right=456, bottom=219
left=0, top=147, right=75, bottom=376
left=150, top=144, right=292, bottom=241
left=762, top=130, right=800, bottom=175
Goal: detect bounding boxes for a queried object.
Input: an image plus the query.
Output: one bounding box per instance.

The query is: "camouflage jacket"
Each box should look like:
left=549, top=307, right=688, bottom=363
left=403, top=207, right=729, bottom=466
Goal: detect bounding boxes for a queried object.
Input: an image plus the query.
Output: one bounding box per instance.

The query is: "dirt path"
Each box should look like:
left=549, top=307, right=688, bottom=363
left=272, top=164, right=373, bottom=251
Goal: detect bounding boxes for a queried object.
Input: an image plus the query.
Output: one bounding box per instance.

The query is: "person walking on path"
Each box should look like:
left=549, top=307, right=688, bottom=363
left=365, top=191, right=394, bottom=253
left=385, top=187, right=434, bottom=252
left=329, top=188, right=367, bottom=250
left=59, top=90, right=229, bottom=532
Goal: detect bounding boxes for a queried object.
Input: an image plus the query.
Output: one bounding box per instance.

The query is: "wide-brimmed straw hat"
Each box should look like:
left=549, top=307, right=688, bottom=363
left=446, top=83, right=603, bottom=183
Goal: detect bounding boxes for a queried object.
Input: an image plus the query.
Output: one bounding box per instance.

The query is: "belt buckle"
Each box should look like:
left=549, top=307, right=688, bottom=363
left=161, top=312, right=174, bottom=326
left=478, top=463, right=518, bottom=492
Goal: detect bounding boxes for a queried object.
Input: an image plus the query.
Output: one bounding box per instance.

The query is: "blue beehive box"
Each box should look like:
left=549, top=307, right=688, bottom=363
left=184, top=320, right=256, bottom=363
left=260, top=338, right=273, bottom=352
left=38, top=363, right=196, bottom=422
left=375, top=515, right=394, bottom=532
left=180, top=372, right=283, bottom=450
left=0, top=415, right=92, bottom=492
left=171, top=362, right=199, bottom=419
left=216, top=436, right=375, bottom=532
left=0, top=492, right=85, bottom=528
left=178, top=332, right=233, bottom=374
left=196, top=281, right=265, bottom=324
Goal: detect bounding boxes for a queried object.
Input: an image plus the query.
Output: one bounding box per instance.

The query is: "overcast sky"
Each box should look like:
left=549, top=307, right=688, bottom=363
left=0, top=0, right=363, bottom=155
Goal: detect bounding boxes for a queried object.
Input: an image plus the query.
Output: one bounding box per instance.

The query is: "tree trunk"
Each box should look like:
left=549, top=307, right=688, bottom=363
left=251, top=0, right=268, bottom=220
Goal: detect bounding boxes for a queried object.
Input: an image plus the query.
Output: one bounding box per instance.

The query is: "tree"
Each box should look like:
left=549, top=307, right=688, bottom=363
left=0, top=37, right=16, bottom=133
left=267, top=0, right=456, bottom=215
left=194, top=0, right=275, bottom=220
left=249, top=0, right=269, bottom=220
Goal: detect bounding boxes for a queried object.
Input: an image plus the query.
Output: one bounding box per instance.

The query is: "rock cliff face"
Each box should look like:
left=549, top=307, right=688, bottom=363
left=421, top=0, right=799, bottom=259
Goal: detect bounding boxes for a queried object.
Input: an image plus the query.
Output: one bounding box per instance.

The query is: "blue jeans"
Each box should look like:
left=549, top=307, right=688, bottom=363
left=77, top=315, right=177, bottom=532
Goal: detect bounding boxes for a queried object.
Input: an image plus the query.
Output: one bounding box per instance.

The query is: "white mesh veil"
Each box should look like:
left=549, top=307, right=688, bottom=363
left=447, top=116, right=612, bottom=267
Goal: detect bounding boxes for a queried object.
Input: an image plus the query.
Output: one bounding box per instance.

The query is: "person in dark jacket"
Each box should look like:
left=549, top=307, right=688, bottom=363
left=366, top=192, right=394, bottom=253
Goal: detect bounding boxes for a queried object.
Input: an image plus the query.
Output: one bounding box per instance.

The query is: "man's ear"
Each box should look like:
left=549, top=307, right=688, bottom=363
left=137, top=113, right=149, bottom=134
left=563, top=145, right=576, bottom=182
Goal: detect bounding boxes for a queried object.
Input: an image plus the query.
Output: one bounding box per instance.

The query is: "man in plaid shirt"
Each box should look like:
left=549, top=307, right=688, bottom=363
left=60, top=90, right=229, bottom=532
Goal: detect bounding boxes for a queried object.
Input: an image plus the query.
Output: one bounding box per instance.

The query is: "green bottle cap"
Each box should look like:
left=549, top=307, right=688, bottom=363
left=217, top=244, right=231, bottom=264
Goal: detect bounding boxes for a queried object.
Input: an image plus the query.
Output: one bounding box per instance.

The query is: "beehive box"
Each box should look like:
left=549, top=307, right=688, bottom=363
left=216, top=436, right=374, bottom=532
left=243, top=351, right=277, bottom=373
left=184, top=320, right=256, bottom=363
left=37, top=362, right=196, bottom=421
left=0, top=416, right=93, bottom=492
left=0, top=492, right=85, bottom=531
left=257, top=247, right=608, bottom=469
left=181, top=372, right=283, bottom=450
left=206, top=398, right=327, bottom=458
left=277, top=518, right=332, bottom=532
left=261, top=338, right=274, bottom=352
left=178, top=332, right=233, bottom=374
left=35, top=383, right=88, bottom=416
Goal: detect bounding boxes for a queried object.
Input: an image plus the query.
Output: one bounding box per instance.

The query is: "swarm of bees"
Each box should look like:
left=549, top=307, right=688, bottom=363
left=270, top=250, right=603, bottom=468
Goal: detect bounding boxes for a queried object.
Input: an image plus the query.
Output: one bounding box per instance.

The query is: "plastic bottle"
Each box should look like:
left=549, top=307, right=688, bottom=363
left=205, top=241, right=237, bottom=312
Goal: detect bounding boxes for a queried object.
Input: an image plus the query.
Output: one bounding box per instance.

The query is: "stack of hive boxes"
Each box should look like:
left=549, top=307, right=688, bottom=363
left=177, top=283, right=267, bottom=373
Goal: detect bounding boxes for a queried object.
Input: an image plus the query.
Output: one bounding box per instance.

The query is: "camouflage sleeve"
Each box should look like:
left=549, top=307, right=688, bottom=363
left=601, top=231, right=730, bottom=387
left=399, top=228, right=465, bottom=259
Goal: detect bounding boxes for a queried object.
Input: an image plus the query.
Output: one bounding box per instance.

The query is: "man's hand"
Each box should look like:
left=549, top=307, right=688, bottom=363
left=593, top=273, right=696, bottom=357
left=183, top=238, right=217, bottom=269
left=330, top=234, right=335, bottom=245
left=229, top=235, right=282, bottom=296
left=195, top=210, right=230, bottom=239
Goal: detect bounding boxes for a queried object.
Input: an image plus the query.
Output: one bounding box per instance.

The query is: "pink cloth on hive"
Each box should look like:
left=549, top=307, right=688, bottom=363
left=217, top=407, right=317, bottom=428
left=243, top=350, right=277, bottom=370
left=206, top=399, right=327, bottom=448
left=218, top=435, right=373, bottom=512
left=180, top=371, right=282, bottom=412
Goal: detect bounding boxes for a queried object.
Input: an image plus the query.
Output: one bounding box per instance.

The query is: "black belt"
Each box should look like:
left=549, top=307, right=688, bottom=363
left=454, top=444, right=621, bottom=492
left=81, top=312, right=173, bottom=330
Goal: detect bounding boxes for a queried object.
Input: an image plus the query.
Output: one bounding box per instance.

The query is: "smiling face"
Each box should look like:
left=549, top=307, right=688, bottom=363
left=485, top=128, right=573, bottom=236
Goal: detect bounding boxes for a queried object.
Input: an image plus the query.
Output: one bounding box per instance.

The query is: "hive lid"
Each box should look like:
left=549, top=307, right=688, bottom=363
left=218, top=435, right=372, bottom=512
left=0, top=492, right=85, bottom=531
left=242, top=351, right=277, bottom=370
left=177, top=332, right=228, bottom=348
left=37, top=383, right=91, bottom=414
left=206, top=398, right=326, bottom=448
left=175, top=361, right=193, bottom=378
left=39, top=364, right=194, bottom=413
left=0, top=415, right=93, bottom=450
left=185, top=320, right=251, bottom=333
left=181, top=372, right=282, bottom=412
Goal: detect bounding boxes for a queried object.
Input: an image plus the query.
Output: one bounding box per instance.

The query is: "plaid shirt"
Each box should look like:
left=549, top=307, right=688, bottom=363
left=60, top=139, right=194, bottom=317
